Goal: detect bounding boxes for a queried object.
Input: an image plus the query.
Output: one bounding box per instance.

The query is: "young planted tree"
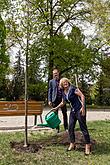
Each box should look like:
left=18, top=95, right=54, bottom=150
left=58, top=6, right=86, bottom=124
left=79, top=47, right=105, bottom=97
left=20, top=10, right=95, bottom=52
left=5, top=0, right=36, bottom=146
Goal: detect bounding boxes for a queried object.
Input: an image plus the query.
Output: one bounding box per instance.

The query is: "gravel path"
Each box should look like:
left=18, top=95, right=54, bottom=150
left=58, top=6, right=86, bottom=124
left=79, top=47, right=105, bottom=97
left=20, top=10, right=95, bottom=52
left=0, top=108, right=110, bottom=132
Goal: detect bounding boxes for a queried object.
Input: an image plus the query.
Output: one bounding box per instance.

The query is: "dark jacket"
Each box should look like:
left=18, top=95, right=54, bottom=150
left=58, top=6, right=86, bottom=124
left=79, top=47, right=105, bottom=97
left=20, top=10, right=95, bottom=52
left=48, top=79, right=58, bottom=103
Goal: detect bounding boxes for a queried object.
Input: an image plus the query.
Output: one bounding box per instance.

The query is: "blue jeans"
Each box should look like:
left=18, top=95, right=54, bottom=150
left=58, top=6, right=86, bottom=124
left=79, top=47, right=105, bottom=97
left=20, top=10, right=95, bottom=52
left=68, top=110, right=90, bottom=144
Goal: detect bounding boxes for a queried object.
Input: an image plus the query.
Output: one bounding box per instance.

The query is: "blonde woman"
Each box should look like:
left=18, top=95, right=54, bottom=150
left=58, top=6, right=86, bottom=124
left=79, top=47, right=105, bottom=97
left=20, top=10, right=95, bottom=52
left=52, top=78, right=91, bottom=155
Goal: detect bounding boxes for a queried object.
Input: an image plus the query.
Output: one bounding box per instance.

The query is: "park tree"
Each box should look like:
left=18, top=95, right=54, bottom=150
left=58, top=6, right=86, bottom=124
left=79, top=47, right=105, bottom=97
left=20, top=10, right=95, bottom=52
left=5, top=0, right=94, bottom=80
left=88, top=0, right=110, bottom=45
left=87, top=0, right=110, bottom=105
left=0, top=14, right=10, bottom=99
left=0, top=0, right=11, bottom=100
left=95, top=56, right=110, bottom=105
left=27, top=0, right=102, bottom=103
left=5, top=0, right=102, bottom=81
left=4, top=0, right=107, bottom=104
left=11, top=50, right=25, bottom=100
left=3, top=0, right=94, bottom=90
left=48, top=26, right=100, bottom=81
left=28, top=43, right=47, bottom=101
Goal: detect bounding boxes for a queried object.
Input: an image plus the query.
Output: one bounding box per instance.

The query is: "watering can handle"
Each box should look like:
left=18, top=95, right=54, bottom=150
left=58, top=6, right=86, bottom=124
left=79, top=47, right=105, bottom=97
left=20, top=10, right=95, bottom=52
left=45, top=109, right=57, bottom=118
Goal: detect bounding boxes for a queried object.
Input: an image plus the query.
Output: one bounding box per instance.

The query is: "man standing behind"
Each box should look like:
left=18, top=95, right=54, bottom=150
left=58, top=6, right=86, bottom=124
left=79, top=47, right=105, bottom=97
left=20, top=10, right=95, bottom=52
left=48, top=68, right=68, bottom=132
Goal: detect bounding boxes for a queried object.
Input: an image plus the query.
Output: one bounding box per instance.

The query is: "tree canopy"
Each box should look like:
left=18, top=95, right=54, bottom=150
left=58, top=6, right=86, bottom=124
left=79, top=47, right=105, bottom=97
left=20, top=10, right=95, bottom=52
left=0, top=0, right=110, bottom=105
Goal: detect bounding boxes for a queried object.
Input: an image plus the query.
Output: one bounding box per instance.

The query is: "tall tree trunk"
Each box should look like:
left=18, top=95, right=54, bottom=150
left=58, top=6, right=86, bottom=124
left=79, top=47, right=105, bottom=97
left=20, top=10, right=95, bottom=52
left=24, top=39, right=28, bottom=147
left=48, top=0, right=54, bottom=82
left=24, top=1, right=30, bottom=147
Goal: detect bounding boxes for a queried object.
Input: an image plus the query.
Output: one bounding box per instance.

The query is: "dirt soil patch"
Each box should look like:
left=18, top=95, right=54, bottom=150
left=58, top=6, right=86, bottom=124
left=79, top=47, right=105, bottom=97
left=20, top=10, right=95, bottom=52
left=10, top=131, right=96, bottom=153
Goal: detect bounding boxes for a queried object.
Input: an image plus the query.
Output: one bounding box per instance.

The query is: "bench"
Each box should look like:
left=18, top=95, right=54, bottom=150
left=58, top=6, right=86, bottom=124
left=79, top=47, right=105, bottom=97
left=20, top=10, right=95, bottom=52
left=0, top=101, right=44, bottom=125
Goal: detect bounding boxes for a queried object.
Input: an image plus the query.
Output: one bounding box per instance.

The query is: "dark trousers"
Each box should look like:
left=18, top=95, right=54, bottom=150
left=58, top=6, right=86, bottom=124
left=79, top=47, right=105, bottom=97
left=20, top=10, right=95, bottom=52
left=52, top=99, right=68, bottom=131
left=68, top=110, right=90, bottom=144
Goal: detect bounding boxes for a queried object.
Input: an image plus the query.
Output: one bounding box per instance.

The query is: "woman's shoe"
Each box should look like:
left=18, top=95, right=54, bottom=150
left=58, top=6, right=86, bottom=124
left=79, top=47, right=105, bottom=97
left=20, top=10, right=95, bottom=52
left=85, top=144, right=91, bottom=155
left=67, top=143, right=76, bottom=152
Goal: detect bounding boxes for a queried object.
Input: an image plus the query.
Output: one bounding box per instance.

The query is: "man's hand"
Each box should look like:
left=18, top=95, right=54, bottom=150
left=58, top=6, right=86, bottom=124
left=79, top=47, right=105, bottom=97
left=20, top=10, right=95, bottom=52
left=48, top=101, right=52, bottom=107
left=80, top=106, right=85, bottom=116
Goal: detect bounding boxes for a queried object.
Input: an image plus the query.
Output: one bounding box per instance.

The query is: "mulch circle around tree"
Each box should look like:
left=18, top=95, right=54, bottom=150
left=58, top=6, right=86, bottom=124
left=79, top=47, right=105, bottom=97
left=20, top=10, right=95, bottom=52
left=10, top=131, right=96, bottom=153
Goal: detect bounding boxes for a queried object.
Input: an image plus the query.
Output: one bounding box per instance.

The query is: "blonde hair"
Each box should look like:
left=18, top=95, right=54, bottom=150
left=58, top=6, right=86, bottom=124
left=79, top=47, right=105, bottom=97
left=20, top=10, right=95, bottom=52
left=59, top=77, right=71, bottom=89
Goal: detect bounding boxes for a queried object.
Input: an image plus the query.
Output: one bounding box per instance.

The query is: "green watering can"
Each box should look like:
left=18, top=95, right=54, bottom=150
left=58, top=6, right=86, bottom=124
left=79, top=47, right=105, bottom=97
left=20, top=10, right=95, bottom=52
left=37, top=110, right=61, bottom=129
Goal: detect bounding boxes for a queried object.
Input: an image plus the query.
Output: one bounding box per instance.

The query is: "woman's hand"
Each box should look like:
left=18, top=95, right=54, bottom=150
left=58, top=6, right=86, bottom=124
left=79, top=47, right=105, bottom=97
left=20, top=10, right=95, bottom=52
left=51, top=100, right=65, bottom=112
left=80, top=106, right=85, bottom=116
left=75, top=88, right=85, bottom=116
left=51, top=107, right=58, bottom=112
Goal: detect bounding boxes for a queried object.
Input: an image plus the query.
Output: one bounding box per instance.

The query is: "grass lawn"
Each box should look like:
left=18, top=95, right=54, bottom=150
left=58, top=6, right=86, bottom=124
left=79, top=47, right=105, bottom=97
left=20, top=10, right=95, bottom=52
left=0, top=120, right=110, bottom=165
